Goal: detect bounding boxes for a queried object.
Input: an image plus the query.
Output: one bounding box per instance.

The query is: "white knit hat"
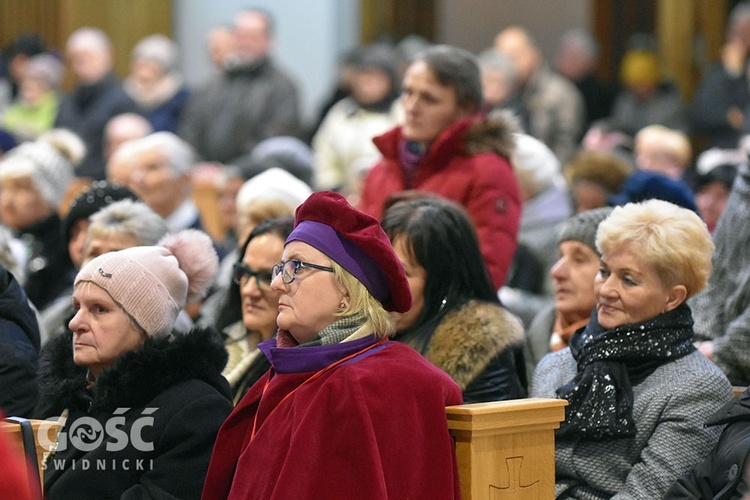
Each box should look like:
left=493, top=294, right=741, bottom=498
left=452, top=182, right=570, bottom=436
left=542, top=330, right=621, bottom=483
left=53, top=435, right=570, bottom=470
left=236, top=167, right=312, bottom=211
left=511, top=133, right=565, bottom=198
left=0, top=140, right=75, bottom=208
left=75, top=229, right=218, bottom=336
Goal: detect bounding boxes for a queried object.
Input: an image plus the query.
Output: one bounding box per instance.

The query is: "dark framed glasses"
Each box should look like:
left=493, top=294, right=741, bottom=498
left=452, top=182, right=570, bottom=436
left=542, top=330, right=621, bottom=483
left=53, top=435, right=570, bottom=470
left=271, top=259, right=334, bottom=284
left=232, top=262, right=274, bottom=290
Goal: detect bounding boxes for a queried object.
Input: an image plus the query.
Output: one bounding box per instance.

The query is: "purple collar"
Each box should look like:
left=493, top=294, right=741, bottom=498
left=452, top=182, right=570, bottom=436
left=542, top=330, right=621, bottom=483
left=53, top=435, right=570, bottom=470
left=258, top=334, right=386, bottom=374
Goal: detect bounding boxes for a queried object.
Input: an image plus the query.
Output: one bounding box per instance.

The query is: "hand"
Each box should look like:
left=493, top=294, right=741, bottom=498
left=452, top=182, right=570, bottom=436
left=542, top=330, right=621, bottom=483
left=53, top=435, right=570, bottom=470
left=697, top=340, right=714, bottom=360
left=727, top=106, right=744, bottom=129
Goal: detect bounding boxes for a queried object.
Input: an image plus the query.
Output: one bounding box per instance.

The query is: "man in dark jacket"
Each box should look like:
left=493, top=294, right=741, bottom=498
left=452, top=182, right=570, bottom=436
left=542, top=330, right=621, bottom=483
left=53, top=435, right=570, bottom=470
left=179, top=8, right=301, bottom=164
left=55, top=27, right=137, bottom=180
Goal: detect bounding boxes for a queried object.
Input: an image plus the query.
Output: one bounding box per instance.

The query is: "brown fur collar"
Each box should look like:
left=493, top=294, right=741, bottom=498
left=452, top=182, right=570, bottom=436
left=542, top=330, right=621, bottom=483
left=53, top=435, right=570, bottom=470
left=463, top=109, right=520, bottom=158
left=424, top=300, right=524, bottom=389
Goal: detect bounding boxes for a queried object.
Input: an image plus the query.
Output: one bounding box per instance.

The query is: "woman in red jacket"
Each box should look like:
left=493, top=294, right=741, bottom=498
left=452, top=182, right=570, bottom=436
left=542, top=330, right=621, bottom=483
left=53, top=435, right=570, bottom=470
left=358, top=44, right=521, bottom=289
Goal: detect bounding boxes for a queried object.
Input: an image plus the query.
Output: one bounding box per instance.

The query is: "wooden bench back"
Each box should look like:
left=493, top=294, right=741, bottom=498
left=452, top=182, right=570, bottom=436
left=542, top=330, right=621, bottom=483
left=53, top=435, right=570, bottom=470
left=447, top=398, right=567, bottom=500
left=0, top=419, right=61, bottom=490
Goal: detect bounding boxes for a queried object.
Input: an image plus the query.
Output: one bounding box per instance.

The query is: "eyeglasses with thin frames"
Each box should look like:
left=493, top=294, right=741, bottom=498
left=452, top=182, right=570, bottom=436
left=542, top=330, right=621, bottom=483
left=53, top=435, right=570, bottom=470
left=271, top=259, right=334, bottom=285
left=232, top=262, right=274, bottom=290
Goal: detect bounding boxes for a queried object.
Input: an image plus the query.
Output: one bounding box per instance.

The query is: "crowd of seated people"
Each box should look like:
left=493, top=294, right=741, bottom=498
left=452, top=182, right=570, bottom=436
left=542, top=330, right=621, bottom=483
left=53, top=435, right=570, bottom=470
left=3, top=3, right=750, bottom=498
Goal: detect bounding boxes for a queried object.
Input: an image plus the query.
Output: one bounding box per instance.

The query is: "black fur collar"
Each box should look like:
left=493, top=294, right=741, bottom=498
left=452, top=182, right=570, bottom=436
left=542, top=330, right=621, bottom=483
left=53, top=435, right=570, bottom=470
left=37, top=328, right=229, bottom=414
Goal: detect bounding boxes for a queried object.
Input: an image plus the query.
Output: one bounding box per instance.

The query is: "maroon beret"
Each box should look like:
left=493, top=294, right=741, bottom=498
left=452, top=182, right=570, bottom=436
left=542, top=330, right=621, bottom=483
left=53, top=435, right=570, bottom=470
left=286, top=191, right=412, bottom=313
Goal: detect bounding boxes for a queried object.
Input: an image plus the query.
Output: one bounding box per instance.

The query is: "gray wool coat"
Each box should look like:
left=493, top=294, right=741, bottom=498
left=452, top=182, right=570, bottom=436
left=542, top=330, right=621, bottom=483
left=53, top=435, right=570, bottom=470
left=531, top=348, right=732, bottom=499
left=690, top=163, right=750, bottom=386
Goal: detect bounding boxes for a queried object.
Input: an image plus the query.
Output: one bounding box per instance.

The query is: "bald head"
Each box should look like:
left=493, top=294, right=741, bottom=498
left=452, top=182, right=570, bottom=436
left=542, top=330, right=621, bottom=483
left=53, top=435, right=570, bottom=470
left=104, top=113, right=154, bottom=161
left=494, top=26, right=540, bottom=84
left=234, top=9, right=273, bottom=62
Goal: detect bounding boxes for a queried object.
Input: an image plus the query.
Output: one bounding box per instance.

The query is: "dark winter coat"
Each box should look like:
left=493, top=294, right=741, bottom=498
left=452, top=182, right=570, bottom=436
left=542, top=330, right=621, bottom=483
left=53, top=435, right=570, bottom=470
left=179, top=57, right=300, bottom=164
left=664, top=388, right=750, bottom=499
left=54, top=72, right=138, bottom=180
left=0, top=264, right=40, bottom=417
left=690, top=62, right=750, bottom=149
left=397, top=300, right=527, bottom=403
left=36, top=327, right=232, bottom=499
left=16, top=212, right=73, bottom=312
left=359, top=114, right=521, bottom=289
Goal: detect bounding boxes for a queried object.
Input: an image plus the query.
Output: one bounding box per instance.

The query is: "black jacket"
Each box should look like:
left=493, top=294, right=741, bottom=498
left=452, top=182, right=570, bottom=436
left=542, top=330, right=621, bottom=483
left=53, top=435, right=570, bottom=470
left=55, top=72, right=137, bottom=179
left=396, top=300, right=527, bottom=403
left=0, top=264, right=40, bottom=416
left=36, top=327, right=232, bottom=499
left=664, top=388, right=750, bottom=499
left=16, top=212, right=73, bottom=311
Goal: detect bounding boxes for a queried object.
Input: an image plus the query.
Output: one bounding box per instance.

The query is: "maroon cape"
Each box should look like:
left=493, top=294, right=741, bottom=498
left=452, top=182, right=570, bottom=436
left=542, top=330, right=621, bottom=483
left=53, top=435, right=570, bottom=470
left=202, top=335, right=463, bottom=499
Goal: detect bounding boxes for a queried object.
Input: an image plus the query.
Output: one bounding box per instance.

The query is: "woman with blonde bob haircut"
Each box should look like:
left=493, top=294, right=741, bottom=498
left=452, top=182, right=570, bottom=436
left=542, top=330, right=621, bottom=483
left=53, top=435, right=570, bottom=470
left=204, top=191, right=463, bottom=499
left=532, top=199, right=732, bottom=499
left=596, top=199, right=713, bottom=299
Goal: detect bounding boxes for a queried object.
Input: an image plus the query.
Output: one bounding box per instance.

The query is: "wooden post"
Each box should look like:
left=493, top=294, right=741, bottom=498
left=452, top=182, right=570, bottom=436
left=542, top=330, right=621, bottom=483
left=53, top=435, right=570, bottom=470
left=446, top=398, right=567, bottom=500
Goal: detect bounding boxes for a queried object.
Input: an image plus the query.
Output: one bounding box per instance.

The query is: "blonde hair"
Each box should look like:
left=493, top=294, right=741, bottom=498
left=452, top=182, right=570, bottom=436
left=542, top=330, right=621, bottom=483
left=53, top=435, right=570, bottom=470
left=635, top=125, right=692, bottom=167
left=596, top=199, right=714, bottom=297
left=331, top=262, right=394, bottom=339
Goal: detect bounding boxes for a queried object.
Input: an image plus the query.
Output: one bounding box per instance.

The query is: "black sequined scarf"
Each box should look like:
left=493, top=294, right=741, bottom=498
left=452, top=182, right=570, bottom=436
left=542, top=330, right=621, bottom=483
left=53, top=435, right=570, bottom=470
left=556, top=302, right=696, bottom=440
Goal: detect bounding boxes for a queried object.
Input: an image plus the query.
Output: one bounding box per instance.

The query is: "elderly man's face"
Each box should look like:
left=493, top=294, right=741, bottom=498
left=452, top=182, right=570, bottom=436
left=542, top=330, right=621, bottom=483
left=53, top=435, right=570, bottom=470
left=67, top=43, right=112, bottom=85
left=494, top=29, right=539, bottom=84
left=234, top=11, right=271, bottom=61
left=129, top=147, right=188, bottom=219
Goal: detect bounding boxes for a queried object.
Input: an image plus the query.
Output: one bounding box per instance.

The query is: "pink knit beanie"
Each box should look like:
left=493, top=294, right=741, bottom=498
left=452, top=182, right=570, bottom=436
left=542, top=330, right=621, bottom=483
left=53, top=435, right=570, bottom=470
left=74, top=229, right=218, bottom=336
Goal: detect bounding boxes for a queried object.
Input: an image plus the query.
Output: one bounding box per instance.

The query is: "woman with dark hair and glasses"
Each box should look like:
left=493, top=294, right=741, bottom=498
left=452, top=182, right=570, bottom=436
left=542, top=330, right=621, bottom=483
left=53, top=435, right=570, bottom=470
left=382, top=194, right=526, bottom=402
left=203, top=191, right=462, bottom=499
left=216, top=216, right=294, bottom=403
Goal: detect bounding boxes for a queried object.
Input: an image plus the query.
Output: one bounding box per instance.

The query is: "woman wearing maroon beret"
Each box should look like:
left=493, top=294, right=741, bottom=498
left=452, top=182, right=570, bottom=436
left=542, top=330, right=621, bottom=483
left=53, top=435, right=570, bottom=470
left=203, top=191, right=462, bottom=499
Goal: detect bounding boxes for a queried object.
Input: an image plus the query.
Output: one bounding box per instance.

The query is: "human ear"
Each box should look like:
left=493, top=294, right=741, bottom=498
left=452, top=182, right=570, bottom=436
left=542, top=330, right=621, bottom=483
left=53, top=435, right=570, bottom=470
left=663, top=285, right=688, bottom=313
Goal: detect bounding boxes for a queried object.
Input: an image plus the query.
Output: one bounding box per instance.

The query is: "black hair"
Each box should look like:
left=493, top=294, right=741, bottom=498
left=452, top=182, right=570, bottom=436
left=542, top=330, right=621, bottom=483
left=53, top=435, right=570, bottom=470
left=215, top=215, right=294, bottom=334
left=381, top=195, right=498, bottom=353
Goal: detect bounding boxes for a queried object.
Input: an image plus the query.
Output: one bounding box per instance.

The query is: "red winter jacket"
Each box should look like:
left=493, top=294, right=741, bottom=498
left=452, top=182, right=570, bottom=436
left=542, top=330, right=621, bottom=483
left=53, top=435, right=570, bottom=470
left=359, top=114, right=521, bottom=289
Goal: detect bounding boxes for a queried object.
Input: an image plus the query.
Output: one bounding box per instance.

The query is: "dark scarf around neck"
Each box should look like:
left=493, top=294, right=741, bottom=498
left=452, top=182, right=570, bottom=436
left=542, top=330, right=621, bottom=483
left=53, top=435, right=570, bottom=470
left=556, top=302, right=695, bottom=440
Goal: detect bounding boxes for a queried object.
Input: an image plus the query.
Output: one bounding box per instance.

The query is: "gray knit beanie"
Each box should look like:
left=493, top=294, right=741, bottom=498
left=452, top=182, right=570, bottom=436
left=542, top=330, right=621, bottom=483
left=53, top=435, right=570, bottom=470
left=557, top=207, right=614, bottom=255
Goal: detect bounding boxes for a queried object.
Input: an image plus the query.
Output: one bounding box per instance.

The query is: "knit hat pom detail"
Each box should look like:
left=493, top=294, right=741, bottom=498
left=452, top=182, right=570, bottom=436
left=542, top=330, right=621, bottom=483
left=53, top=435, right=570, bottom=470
left=158, top=229, right=218, bottom=303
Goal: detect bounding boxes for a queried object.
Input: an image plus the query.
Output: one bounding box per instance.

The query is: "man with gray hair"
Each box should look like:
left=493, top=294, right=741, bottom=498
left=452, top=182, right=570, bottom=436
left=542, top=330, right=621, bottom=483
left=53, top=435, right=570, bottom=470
left=109, top=132, right=204, bottom=235
left=55, top=27, right=137, bottom=180
left=494, top=26, right=584, bottom=164
left=179, top=8, right=301, bottom=164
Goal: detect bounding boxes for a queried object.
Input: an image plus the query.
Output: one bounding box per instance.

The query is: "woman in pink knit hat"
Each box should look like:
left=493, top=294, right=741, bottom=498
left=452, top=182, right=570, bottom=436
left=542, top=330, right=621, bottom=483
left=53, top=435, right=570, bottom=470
left=36, top=229, right=233, bottom=499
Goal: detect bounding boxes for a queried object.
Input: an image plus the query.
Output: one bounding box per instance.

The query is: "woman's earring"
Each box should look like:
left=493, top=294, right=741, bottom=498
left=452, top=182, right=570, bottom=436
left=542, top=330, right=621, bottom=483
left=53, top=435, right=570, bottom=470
left=339, top=301, right=347, bottom=312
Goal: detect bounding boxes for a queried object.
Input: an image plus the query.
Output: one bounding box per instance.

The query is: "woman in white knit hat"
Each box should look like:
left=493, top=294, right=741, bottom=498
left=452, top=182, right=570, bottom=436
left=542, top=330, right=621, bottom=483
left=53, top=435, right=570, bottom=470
left=0, top=130, right=84, bottom=310
left=36, top=229, right=232, bottom=499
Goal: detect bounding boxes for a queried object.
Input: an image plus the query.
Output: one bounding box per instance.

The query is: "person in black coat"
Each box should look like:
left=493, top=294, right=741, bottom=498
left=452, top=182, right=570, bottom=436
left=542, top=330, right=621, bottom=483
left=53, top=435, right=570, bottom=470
left=664, top=388, right=750, bottom=499
left=382, top=194, right=527, bottom=402
left=0, top=262, right=40, bottom=417
left=55, top=28, right=137, bottom=180
left=35, top=229, right=232, bottom=499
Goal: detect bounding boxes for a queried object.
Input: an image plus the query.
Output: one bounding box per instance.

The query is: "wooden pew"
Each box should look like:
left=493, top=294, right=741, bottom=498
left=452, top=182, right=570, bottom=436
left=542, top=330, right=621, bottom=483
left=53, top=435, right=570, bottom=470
left=0, top=418, right=61, bottom=490
left=734, top=386, right=747, bottom=397
left=447, top=398, right=568, bottom=500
